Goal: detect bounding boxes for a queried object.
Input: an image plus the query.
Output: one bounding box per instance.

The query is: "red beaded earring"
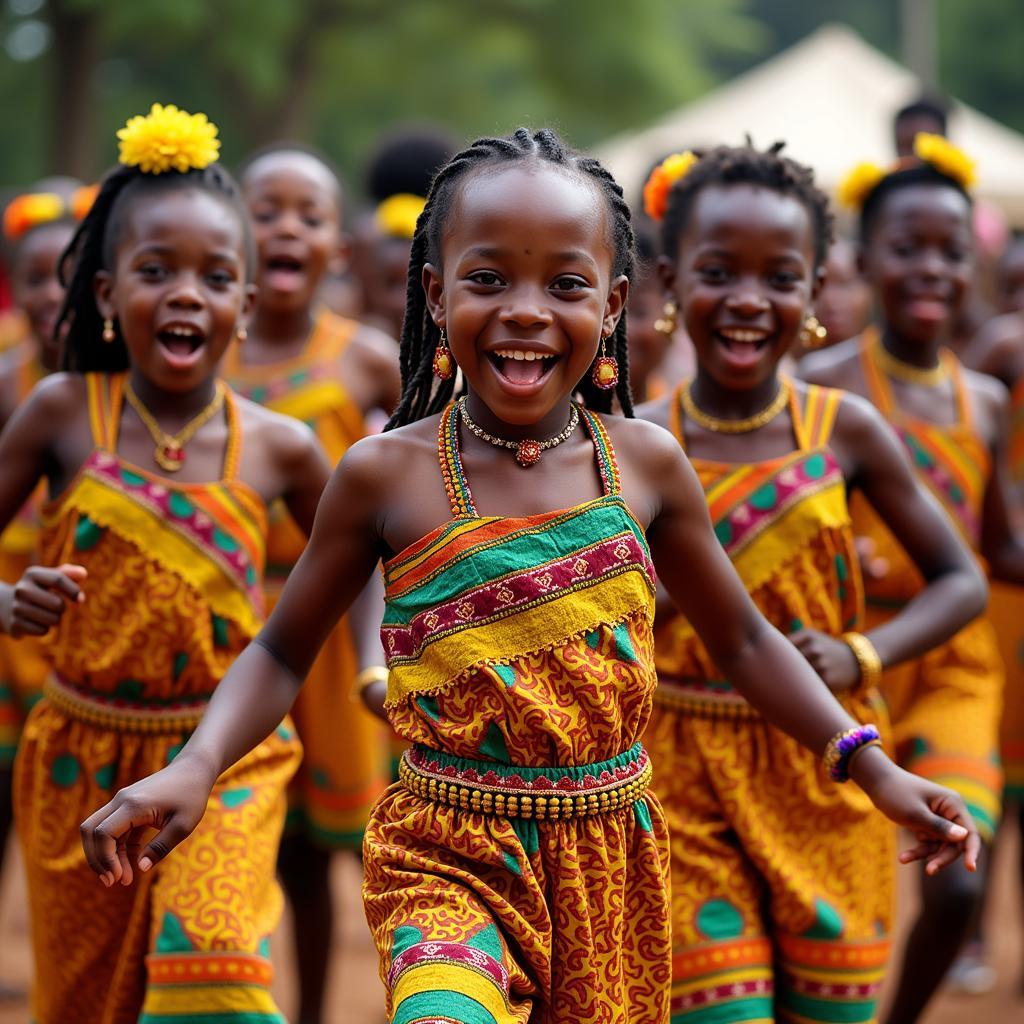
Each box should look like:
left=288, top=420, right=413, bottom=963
left=591, top=335, right=618, bottom=390
left=432, top=328, right=454, bottom=381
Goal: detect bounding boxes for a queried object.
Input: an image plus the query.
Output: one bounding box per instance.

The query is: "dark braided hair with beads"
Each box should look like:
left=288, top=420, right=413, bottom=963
left=56, top=162, right=252, bottom=373
left=659, top=142, right=834, bottom=269
left=385, top=127, right=637, bottom=430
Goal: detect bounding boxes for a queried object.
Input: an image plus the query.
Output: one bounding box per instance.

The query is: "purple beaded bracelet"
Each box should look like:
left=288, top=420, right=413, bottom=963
left=823, top=724, right=882, bottom=783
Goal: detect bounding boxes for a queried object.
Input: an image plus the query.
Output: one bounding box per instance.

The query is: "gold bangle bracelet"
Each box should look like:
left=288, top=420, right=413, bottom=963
left=841, top=632, right=882, bottom=689
left=353, top=665, right=389, bottom=702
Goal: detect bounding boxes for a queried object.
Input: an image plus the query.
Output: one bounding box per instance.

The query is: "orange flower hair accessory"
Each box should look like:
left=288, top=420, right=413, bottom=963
left=375, top=192, right=426, bottom=240
left=117, top=103, right=220, bottom=175
left=913, top=132, right=977, bottom=191
left=70, top=184, right=99, bottom=221
left=643, top=151, right=699, bottom=221
left=3, top=193, right=63, bottom=241
left=837, top=162, right=886, bottom=210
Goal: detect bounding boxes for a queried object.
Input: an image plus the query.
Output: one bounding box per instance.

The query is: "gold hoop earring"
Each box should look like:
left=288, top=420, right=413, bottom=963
left=799, top=314, right=828, bottom=349
left=102, top=318, right=116, bottom=344
left=234, top=325, right=247, bottom=343
left=654, top=301, right=677, bottom=336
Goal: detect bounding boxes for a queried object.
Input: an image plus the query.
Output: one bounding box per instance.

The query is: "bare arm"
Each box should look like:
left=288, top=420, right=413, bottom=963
left=980, top=383, right=1024, bottom=583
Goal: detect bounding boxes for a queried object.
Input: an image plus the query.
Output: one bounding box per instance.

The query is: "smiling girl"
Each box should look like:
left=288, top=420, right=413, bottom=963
left=637, top=143, right=988, bottom=1024
left=0, top=106, right=333, bottom=1023
left=82, top=129, right=980, bottom=1024
left=801, top=135, right=1024, bottom=1024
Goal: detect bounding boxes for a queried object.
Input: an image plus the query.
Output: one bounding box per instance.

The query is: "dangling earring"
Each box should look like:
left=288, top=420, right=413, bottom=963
left=654, top=300, right=677, bottom=336
left=799, top=314, right=828, bottom=349
left=591, top=335, right=619, bottom=390
left=102, top=318, right=116, bottom=344
left=432, top=328, right=454, bottom=381
left=234, top=325, right=248, bottom=343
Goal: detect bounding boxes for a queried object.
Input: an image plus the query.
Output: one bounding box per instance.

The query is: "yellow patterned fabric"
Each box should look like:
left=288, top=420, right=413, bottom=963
left=12, top=373, right=300, bottom=1023
left=0, top=335, right=46, bottom=766
left=223, top=308, right=387, bottom=848
left=648, top=382, right=894, bottom=1023
left=363, top=403, right=671, bottom=1023
left=988, top=581, right=1024, bottom=801
left=854, top=334, right=1004, bottom=841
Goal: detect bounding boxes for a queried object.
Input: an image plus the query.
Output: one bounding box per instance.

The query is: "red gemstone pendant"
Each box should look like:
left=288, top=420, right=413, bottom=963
left=515, top=440, right=542, bottom=467
left=155, top=444, right=185, bottom=472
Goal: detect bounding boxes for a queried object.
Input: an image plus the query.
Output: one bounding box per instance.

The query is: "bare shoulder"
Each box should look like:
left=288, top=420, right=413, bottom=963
left=14, top=372, right=89, bottom=432
left=969, top=312, right=1024, bottom=378
left=351, top=321, right=400, bottom=370
left=797, top=337, right=863, bottom=388
left=598, top=411, right=686, bottom=478
left=234, top=393, right=319, bottom=468
left=824, top=384, right=891, bottom=452
left=962, top=363, right=1009, bottom=416
left=634, top=393, right=673, bottom=431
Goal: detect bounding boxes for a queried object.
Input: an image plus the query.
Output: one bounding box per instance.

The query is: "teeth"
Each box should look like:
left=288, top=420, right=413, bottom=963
left=494, top=349, right=547, bottom=361
left=166, top=326, right=200, bottom=338
left=719, top=329, right=767, bottom=344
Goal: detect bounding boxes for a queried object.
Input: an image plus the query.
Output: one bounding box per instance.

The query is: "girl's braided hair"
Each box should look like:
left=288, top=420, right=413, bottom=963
left=385, top=127, right=636, bottom=430
left=56, top=163, right=252, bottom=373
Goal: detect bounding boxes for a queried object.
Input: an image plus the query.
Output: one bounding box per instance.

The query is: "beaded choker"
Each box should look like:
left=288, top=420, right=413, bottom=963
left=458, top=396, right=579, bottom=467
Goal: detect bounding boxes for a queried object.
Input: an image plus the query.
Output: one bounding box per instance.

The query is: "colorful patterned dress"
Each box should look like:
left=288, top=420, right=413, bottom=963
left=0, top=330, right=47, bottom=766
left=363, top=402, right=671, bottom=1023
left=646, top=381, right=894, bottom=1024
left=12, top=373, right=301, bottom=1024
left=223, top=308, right=388, bottom=848
left=853, top=332, right=1004, bottom=839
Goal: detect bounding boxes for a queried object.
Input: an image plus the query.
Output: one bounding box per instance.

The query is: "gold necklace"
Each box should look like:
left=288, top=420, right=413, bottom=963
left=681, top=378, right=791, bottom=434
left=874, top=342, right=950, bottom=387
left=458, top=396, right=579, bottom=467
left=124, top=381, right=226, bottom=472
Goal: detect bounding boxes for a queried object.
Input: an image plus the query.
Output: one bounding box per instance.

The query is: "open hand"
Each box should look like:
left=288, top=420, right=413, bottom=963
left=790, top=629, right=861, bottom=691
left=0, top=563, right=87, bottom=637
left=80, top=756, right=215, bottom=887
left=853, top=753, right=980, bottom=875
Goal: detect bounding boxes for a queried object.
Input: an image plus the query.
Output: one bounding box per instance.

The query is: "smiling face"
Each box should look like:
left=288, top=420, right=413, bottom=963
left=95, top=187, right=252, bottom=392
left=424, top=162, right=626, bottom=426
left=243, top=151, right=342, bottom=315
left=667, top=183, right=817, bottom=391
left=862, top=183, right=973, bottom=346
left=10, top=220, right=75, bottom=365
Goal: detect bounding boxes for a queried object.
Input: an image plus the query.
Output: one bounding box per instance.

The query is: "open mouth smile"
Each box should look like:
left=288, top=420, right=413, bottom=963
left=487, top=347, right=561, bottom=389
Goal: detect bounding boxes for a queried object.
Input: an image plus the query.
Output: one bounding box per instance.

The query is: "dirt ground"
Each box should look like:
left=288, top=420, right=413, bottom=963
left=0, top=817, right=1020, bottom=1022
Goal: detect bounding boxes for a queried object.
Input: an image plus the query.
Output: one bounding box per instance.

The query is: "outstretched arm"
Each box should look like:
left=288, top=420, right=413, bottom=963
left=642, top=424, right=979, bottom=873
left=80, top=436, right=386, bottom=883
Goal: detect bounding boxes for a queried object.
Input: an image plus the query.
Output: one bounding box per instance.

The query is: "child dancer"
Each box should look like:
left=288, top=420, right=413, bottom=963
left=637, top=143, right=989, bottom=1024
left=802, top=134, right=1024, bottom=1023
left=83, top=128, right=979, bottom=1024
left=0, top=105, right=332, bottom=1023
left=226, top=144, right=399, bottom=1024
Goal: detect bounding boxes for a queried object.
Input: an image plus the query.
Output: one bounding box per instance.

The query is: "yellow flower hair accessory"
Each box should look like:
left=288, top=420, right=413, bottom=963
left=3, top=193, right=65, bottom=241
left=837, top=162, right=886, bottom=210
left=374, top=193, right=426, bottom=240
left=643, top=151, right=699, bottom=222
left=117, top=103, right=220, bottom=175
left=913, top=132, right=977, bottom=191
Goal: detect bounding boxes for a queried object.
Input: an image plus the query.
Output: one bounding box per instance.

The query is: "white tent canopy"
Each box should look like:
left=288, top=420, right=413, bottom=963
left=595, top=23, right=1024, bottom=224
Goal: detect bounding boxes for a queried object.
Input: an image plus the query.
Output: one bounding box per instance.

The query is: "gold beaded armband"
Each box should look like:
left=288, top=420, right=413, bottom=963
left=841, top=631, right=882, bottom=689
left=353, top=665, right=389, bottom=703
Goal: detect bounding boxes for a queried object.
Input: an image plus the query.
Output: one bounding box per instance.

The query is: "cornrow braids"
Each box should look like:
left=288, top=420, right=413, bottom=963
left=858, top=163, right=971, bottom=246
left=660, top=142, right=834, bottom=269
left=57, top=162, right=252, bottom=373
left=385, top=127, right=636, bottom=430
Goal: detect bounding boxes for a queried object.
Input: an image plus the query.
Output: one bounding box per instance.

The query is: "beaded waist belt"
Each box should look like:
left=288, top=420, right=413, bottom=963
left=653, top=675, right=757, bottom=719
left=399, top=741, right=652, bottom=819
left=45, top=672, right=211, bottom=734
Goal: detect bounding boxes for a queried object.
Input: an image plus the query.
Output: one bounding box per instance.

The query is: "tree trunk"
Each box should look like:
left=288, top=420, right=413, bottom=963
left=47, top=0, right=100, bottom=177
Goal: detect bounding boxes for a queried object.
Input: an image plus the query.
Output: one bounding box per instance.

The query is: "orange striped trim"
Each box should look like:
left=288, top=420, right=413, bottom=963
left=910, top=424, right=989, bottom=506
left=146, top=952, right=273, bottom=987
left=776, top=934, right=891, bottom=971
left=906, top=753, right=1003, bottom=788
left=802, top=383, right=842, bottom=449
left=672, top=937, right=773, bottom=981
left=86, top=373, right=123, bottom=449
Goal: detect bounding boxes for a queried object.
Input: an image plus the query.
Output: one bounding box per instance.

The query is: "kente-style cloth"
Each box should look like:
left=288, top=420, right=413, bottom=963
left=224, top=308, right=388, bottom=848
left=646, top=381, right=894, bottom=1024
left=362, top=402, right=671, bottom=1023
left=853, top=331, right=1004, bottom=839
left=13, top=373, right=300, bottom=1024
left=0, top=332, right=46, bottom=766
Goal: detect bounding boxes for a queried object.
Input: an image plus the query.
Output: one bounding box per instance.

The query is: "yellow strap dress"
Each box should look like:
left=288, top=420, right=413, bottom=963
left=853, top=331, right=1004, bottom=839
left=646, top=381, right=893, bottom=1024
left=12, top=373, right=301, bottom=1024
left=363, top=402, right=670, bottom=1023
left=0, top=331, right=47, bottom=766
left=223, top=308, right=388, bottom=848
